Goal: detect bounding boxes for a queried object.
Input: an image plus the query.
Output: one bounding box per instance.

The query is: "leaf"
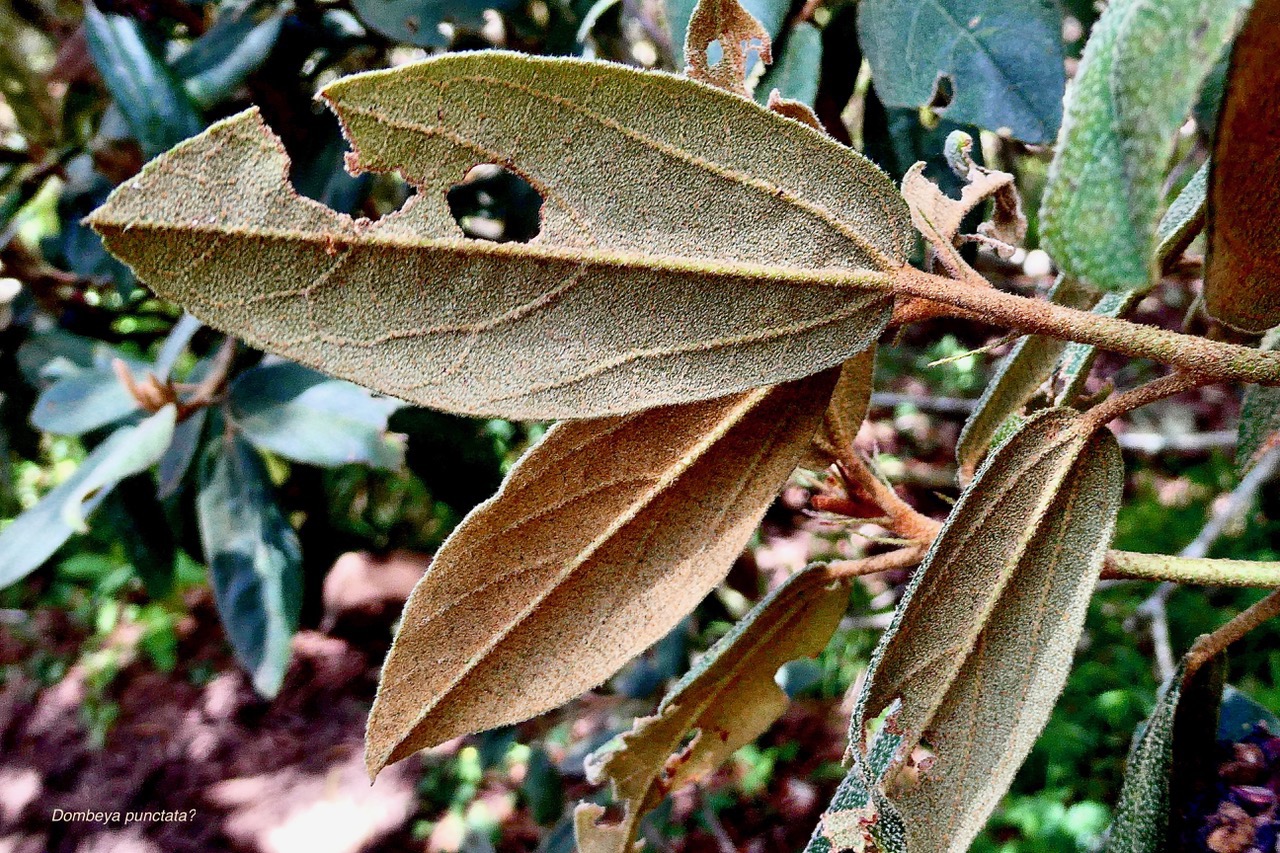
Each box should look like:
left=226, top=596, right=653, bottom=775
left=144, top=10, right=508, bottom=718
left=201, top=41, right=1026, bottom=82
left=196, top=427, right=303, bottom=697
left=664, top=0, right=789, bottom=69
left=172, top=3, right=284, bottom=108
left=228, top=361, right=404, bottom=470
left=83, top=3, right=204, bottom=157
left=684, top=0, right=771, bottom=95
left=364, top=370, right=837, bottom=775
left=804, top=347, right=876, bottom=469
left=1204, top=0, right=1280, bottom=332
left=856, top=0, right=1066, bottom=144
left=30, top=366, right=141, bottom=436
left=847, top=408, right=1124, bottom=852
left=62, top=403, right=177, bottom=531
left=350, top=0, right=521, bottom=48
left=1238, top=331, right=1280, bottom=478
left=88, top=53, right=911, bottom=420
left=757, top=22, right=822, bottom=108
left=807, top=724, right=908, bottom=853
left=1104, top=654, right=1224, bottom=852
left=574, top=563, right=849, bottom=853
left=1041, top=0, right=1249, bottom=292
left=1155, top=160, right=1208, bottom=266
left=157, top=407, right=206, bottom=499
left=956, top=277, right=1097, bottom=481
left=900, top=154, right=1022, bottom=274
left=0, top=405, right=178, bottom=588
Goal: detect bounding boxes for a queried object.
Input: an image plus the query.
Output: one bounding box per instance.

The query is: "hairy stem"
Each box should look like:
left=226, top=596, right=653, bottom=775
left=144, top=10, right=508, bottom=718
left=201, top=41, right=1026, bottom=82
left=1081, top=371, right=1205, bottom=432
left=825, top=545, right=927, bottom=580
left=1104, top=552, right=1280, bottom=587
left=1184, top=590, right=1280, bottom=680
left=888, top=267, right=1280, bottom=386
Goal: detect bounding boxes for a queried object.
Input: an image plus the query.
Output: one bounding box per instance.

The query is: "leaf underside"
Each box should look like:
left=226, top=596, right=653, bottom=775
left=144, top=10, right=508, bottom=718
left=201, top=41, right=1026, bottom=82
left=89, top=52, right=910, bottom=420
left=365, top=369, right=837, bottom=775
left=838, top=408, right=1123, bottom=852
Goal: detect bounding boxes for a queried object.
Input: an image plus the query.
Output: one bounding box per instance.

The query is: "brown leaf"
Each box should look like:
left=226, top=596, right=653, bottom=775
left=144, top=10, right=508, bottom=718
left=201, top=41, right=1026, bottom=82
left=365, top=369, right=837, bottom=776
left=1205, top=0, right=1280, bottom=333
left=574, top=563, right=849, bottom=853
left=847, top=408, right=1124, bottom=852
left=88, top=54, right=910, bottom=420
left=767, top=88, right=824, bottom=131
left=684, top=0, right=771, bottom=96
left=901, top=159, right=1023, bottom=276
left=803, top=347, right=877, bottom=470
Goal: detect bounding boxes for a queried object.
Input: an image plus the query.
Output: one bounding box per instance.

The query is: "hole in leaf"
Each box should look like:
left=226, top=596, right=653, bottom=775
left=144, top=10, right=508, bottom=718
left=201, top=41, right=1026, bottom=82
left=928, top=73, right=954, bottom=110
left=706, top=39, right=724, bottom=67
left=447, top=164, right=543, bottom=243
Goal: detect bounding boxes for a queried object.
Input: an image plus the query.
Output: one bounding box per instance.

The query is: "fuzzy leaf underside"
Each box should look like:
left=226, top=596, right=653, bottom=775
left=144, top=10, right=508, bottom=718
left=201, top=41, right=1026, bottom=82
left=574, top=563, right=849, bottom=853
left=804, top=347, right=877, bottom=469
left=846, top=408, right=1123, bottom=852
left=365, top=370, right=837, bottom=776
left=1040, top=0, right=1248, bottom=292
left=89, top=52, right=910, bottom=420
left=1205, top=0, right=1280, bottom=332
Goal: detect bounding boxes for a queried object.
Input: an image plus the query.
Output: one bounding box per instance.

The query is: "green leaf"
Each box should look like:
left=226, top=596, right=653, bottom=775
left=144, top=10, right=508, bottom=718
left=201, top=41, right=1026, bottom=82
left=350, top=0, right=520, bottom=47
left=172, top=3, right=284, bottom=108
left=575, top=563, right=849, bottom=852
left=1237, top=330, right=1280, bottom=478
left=956, top=277, right=1097, bottom=481
left=62, top=403, right=177, bottom=531
left=1204, top=0, right=1280, bottom=332
left=228, top=361, right=404, bottom=470
left=756, top=22, right=822, bottom=108
left=157, top=407, right=206, bottom=499
left=89, top=53, right=910, bottom=420
left=1155, top=160, right=1209, bottom=266
left=807, top=723, right=908, bottom=853
left=1041, top=0, right=1250, bottom=292
left=1104, top=655, right=1224, bottom=852
left=364, top=371, right=836, bottom=775
left=857, top=0, right=1065, bottom=143
left=196, top=428, right=303, bottom=697
left=0, top=405, right=178, bottom=588
left=847, top=408, right=1124, bottom=852
left=30, top=366, right=141, bottom=436
left=83, top=3, right=204, bottom=157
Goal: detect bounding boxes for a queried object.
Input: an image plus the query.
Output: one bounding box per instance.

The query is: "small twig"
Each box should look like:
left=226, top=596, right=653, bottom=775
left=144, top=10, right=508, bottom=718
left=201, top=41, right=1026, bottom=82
left=1082, top=371, right=1206, bottom=432
left=824, top=545, right=927, bottom=580
left=1185, top=590, right=1280, bottom=681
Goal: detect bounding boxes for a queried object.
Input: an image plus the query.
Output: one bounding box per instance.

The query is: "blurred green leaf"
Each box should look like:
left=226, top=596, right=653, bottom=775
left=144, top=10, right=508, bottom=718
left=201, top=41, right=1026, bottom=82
left=350, top=0, right=519, bottom=47
left=1041, top=0, right=1249, bottom=291
left=63, top=403, right=176, bottom=530
left=757, top=22, right=822, bottom=107
left=156, top=407, right=206, bottom=499
left=857, top=0, right=1065, bottom=143
left=0, top=405, right=177, bottom=587
left=1217, top=684, right=1280, bottom=741
left=228, top=361, right=404, bottom=470
left=196, top=427, right=302, bottom=696
left=30, top=366, right=141, bottom=436
left=173, top=3, right=284, bottom=108
left=83, top=2, right=204, bottom=157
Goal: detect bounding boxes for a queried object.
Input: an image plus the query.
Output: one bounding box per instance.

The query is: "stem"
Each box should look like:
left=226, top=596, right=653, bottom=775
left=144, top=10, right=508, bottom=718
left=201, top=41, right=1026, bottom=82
left=890, top=267, right=1280, bottom=386
left=1081, top=371, right=1205, bottom=432
left=825, top=545, right=926, bottom=580
left=1184, top=590, right=1280, bottom=680
left=835, top=453, right=942, bottom=544
left=1104, top=552, right=1280, bottom=587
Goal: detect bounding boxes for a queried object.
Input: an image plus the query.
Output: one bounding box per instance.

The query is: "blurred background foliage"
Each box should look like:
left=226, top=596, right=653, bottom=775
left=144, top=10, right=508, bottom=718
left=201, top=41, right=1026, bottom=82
left=1, top=0, right=1278, bottom=850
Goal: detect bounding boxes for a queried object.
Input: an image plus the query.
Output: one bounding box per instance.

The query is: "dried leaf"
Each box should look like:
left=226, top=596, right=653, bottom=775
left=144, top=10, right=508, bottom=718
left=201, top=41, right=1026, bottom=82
left=1041, top=0, right=1249, bottom=292
left=1205, top=0, right=1280, bottom=332
left=574, top=563, right=849, bottom=853
left=89, top=54, right=910, bottom=420
left=365, top=370, right=837, bottom=775
left=848, top=408, right=1124, bottom=852
left=684, top=0, right=771, bottom=95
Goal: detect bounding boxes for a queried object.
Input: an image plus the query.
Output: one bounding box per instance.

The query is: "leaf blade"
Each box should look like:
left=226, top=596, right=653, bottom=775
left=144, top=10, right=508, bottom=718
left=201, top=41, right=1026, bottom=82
left=365, top=369, right=836, bottom=775
left=89, top=53, right=910, bottom=419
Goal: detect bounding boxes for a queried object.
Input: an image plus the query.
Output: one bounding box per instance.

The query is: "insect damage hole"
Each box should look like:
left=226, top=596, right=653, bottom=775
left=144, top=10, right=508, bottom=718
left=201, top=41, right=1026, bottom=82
left=928, top=73, right=955, bottom=110
left=447, top=164, right=543, bottom=243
